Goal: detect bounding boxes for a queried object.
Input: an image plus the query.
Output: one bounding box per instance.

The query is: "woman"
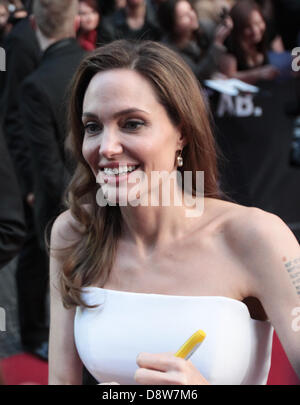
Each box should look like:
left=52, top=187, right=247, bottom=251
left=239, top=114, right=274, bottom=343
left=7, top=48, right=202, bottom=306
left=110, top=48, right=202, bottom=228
left=49, top=40, right=300, bottom=385
left=158, top=0, right=229, bottom=81
left=220, top=0, right=279, bottom=83
left=77, top=0, right=100, bottom=51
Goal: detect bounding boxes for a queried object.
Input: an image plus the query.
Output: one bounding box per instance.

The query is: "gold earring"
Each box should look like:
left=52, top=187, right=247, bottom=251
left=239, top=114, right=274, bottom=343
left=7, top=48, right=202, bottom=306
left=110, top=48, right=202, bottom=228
left=177, top=150, right=183, bottom=167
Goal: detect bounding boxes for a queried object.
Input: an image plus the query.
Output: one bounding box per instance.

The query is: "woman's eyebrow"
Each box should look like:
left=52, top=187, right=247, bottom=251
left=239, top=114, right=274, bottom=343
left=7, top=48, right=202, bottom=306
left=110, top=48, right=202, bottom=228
left=82, top=108, right=149, bottom=120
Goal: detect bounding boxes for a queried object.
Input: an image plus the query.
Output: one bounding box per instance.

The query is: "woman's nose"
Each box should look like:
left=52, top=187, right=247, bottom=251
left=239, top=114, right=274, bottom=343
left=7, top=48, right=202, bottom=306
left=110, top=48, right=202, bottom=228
left=99, top=129, right=123, bottom=158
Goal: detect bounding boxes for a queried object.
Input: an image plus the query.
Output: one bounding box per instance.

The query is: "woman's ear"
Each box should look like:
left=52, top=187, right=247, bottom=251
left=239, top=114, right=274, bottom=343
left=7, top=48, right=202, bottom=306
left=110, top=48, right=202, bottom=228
left=176, top=125, right=187, bottom=150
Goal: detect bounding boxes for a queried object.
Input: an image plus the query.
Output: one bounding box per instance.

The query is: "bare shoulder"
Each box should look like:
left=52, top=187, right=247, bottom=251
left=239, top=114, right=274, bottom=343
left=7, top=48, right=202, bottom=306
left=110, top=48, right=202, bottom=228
left=219, top=202, right=299, bottom=261
left=50, top=205, right=91, bottom=252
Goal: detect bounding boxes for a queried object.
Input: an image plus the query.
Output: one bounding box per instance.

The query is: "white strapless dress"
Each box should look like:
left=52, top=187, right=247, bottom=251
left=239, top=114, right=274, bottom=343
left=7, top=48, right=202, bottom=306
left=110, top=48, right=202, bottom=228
left=74, top=287, right=274, bottom=385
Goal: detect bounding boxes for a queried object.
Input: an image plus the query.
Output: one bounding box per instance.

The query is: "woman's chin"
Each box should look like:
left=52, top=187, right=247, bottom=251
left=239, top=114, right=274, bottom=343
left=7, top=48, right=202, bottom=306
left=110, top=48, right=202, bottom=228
left=99, top=188, right=146, bottom=207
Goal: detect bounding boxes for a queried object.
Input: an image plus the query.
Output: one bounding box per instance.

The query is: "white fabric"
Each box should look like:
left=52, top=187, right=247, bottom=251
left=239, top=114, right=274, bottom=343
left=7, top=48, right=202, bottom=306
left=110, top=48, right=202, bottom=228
left=74, top=287, right=274, bottom=385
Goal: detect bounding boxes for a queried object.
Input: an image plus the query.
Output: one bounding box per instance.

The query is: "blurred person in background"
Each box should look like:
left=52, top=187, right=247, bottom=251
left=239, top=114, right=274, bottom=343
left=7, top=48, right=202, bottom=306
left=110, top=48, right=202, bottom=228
left=0, top=128, right=25, bottom=271
left=0, top=3, right=43, bottom=359
left=98, top=0, right=162, bottom=44
left=254, top=0, right=284, bottom=52
left=9, top=0, right=84, bottom=361
left=206, top=1, right=300, bottom=242
left=192, top=0, right=234, bottom=71
left=0, top=124, right=26, bottom=387
left=0, top=0, right=10, bottom=46
left=21, top=0, right=85, bottom=253
left=191, top=0, right=235, bottom=23
left=77, top=0, right=101, bottom=51
left=158, top=0, right=230, bottom=81
left=7, top=0, right=28, bottom=25
left=191, top=0, right=234, bottom=37
left=219, top=0, right=279, bottom=83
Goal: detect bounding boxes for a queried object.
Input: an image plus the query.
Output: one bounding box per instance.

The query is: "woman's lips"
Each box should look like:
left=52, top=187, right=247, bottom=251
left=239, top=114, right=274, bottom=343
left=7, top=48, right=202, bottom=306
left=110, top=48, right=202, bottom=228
left=97, top=166, right=141, bottom=185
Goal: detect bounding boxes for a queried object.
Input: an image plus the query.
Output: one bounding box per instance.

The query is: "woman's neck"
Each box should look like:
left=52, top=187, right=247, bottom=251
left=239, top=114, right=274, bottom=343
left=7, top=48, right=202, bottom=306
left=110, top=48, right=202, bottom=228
left=119, top=184, right=206, bottom=257
left=174, top=31, right=193, bottom=49
left=240, top=40, right=264, bottom=67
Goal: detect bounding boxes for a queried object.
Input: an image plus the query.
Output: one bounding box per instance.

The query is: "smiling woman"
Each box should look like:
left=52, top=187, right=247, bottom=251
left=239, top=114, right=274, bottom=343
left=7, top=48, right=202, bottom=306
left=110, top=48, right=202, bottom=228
left=61, top=39, right=223, bottom=308
left=48, top=40, right=300, bottom=385
left=66, top=41, right=222, bottom=299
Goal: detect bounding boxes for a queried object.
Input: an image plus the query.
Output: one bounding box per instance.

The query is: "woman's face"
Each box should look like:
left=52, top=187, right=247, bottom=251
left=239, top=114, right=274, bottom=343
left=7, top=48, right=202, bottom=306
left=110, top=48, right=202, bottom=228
left=79, top=1, right=100, bottom=32
left=174, top=1, right=199, bottom=36
left=81, top=69, right=184, bottom=205
left=242, top=10, right=266, bottom=45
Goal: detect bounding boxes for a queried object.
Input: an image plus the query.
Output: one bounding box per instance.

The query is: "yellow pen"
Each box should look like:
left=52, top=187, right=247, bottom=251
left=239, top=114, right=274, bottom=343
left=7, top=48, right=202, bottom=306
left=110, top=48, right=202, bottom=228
left=175, top=330, right=206, bottom=360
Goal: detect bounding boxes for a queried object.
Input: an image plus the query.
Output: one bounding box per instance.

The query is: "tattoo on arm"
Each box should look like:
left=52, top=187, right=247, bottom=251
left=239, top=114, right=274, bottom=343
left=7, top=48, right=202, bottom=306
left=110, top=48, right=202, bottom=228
left=284, top=257, right=300, bottom=296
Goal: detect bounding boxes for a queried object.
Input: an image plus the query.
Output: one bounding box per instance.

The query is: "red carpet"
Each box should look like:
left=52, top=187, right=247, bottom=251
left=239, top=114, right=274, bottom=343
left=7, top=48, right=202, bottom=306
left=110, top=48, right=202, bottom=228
left=0, top=332, right=299, bottom=385
left=1, top=353, right=48, bottom=385
left=267, top=332, right=300, bottom=385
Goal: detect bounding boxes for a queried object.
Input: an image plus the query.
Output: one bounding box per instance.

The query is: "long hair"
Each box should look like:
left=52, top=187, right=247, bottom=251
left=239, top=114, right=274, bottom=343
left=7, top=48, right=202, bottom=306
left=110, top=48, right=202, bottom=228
left=60, top=39, right=226, bottom=308
left=157, top=0, right=180, bottom=38
left=228, top=0, right=267, bottom=70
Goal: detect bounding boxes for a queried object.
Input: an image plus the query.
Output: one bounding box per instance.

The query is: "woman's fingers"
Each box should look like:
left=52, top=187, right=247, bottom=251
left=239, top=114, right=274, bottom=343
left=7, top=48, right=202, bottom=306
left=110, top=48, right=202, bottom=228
left=134, top=367, right=186, bottom=385
left=136, top=352, right=185, bottom=372
left=135, top=352, right=210, bottom=385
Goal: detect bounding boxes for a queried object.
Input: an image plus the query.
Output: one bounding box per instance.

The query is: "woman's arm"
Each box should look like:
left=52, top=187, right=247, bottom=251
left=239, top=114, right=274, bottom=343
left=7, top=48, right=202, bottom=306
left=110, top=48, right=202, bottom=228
left=48, top=211, right=83, bottom=385
left=230, top=208, right=300, bottom=378
left=219, top=53, right=279, bottom=84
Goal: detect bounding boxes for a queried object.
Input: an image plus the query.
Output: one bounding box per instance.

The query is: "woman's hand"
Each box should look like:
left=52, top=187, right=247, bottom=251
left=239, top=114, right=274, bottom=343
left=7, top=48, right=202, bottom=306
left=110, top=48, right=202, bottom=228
left=258, top=65, right=279, bottom=81
left=134, top=352, right=210, bottom=385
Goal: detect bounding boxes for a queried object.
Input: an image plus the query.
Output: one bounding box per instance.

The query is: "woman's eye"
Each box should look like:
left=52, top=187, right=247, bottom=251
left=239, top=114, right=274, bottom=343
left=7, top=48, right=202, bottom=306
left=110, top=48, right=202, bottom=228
left=84, top=122, right=101, bottom=135
left=123, top=120, right=145, bottom=131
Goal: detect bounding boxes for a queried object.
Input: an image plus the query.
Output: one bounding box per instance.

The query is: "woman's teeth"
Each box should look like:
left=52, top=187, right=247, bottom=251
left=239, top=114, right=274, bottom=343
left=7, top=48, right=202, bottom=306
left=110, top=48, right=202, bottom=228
left=103, top=165, right=138, bottom=176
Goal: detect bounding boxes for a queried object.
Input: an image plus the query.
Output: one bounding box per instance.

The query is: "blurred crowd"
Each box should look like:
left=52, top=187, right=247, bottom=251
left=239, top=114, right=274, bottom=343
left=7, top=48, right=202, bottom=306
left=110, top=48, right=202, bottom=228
left=0, top=0, right=299, bottom=382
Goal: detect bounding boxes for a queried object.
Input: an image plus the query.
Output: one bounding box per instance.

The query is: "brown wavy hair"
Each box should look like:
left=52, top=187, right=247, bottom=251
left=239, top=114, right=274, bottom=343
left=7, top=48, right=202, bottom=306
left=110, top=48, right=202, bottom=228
left=59, top=39, right=227, bottom=308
